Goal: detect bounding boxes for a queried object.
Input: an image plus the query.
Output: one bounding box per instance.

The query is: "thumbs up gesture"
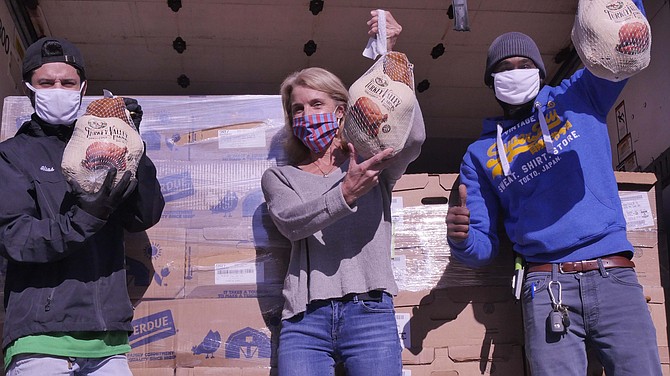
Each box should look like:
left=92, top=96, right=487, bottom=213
left=446, top=183, right=470, bottom=243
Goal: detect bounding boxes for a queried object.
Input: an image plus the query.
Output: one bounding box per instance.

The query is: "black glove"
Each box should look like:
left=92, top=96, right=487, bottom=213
left=72, top=168, right=138, bottom=220
left=123, top=97, right=143, bottom=131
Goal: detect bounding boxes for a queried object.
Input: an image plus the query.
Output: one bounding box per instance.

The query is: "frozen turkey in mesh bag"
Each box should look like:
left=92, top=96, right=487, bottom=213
left=571, top=0, right=651, bottom=82
left=343, top=51, right=418, bottom=159
left=62, top=97, right=144, bottom=193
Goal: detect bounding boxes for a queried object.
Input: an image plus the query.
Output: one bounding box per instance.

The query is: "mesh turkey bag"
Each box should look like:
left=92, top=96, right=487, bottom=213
left=342, top=51, right=417, bottom=159
left=571, top=0, right=651, bottom=82
left=62, top=97, right=144, bottom=193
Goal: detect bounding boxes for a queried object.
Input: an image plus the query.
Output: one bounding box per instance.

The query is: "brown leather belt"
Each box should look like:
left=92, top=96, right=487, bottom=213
left=527, top=255, right=635, bottom=274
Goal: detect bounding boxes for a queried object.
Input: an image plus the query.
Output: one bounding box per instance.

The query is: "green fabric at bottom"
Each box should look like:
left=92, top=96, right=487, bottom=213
left=4, top=331, right=130, bottom=369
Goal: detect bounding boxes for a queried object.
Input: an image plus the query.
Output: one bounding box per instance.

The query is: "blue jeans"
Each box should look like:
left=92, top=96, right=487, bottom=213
left=522, top=265, right=662, bottom=375
left=278, top=292, right=402, bottom=376
left=5, top=354, right=132, bottom=375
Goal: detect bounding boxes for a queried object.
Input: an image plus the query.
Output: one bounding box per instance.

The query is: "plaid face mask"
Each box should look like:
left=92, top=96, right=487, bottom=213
left=292, top=112, right=339, bottom=154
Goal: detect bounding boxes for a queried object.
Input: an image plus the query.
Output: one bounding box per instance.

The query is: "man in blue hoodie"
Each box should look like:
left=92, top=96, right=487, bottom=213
left=446, top=1, right=662, bottom=375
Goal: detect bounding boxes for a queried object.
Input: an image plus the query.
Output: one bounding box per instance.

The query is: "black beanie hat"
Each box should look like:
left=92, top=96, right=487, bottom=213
left=484, top=32, right=545, bottom=87
left=22, top=37, right=86, bottom=81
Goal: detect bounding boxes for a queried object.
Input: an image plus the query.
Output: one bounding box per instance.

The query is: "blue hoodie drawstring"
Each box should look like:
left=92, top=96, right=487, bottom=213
left=536, top=101, right=556, bottom=154
left=496, top=102, right=556, bottom=177
left=496, top=122, right=511, bottom=177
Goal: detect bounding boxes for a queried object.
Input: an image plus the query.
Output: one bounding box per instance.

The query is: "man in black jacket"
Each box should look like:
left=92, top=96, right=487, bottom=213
left=0, top=37, right=165, bottom=375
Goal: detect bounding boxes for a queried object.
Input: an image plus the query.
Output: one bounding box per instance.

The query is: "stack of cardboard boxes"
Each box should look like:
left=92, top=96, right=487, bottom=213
left=1, top=95, right=667, bottom=375
left=616, top=172, right=670, bottom=373
left=390, top=172, right=670, bottom=375
left=390, top=174, right=525, bottom=375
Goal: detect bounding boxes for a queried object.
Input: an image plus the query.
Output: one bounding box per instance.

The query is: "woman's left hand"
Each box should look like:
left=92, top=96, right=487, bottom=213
left=341, top=143, right=395, bottom=206
left=367, top=10, right=402, bottom=51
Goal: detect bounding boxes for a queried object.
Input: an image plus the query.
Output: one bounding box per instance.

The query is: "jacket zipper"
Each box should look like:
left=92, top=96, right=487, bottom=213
left=95, top=282, right=107, bottom=329
left=45, top=289, right=55, bottom=311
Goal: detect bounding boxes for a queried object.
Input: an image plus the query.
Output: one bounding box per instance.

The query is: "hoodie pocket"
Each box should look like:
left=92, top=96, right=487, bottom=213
left=512, top=165, right=619, bottom=253
left=5, top=287, right=53, bottom=327
left=32, top=173, right=69, bottom=220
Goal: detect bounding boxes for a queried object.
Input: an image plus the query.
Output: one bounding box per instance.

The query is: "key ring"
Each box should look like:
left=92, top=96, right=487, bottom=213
left=548, top=280, right=562, bottom=308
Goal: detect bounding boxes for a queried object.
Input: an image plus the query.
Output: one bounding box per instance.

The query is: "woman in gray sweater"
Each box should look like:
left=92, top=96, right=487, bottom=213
left=261, top=10, right=425, bottom=376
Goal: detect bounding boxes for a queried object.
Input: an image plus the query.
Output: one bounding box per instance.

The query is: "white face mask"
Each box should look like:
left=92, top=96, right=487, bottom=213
left=25, top=82, right=84, bottom=125
left=492, top=68, right=540, bottom=105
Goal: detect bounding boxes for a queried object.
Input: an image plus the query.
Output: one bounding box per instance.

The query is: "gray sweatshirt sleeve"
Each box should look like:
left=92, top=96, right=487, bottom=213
left=261, top=168, right=356, bottom=241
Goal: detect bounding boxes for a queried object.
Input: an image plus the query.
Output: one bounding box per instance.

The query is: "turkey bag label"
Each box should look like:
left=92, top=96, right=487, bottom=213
left=62, top=97, right=145, bottom=193
left=571, top=0, right=651, bottom=81
left=343, top=51, right=416, bottom=159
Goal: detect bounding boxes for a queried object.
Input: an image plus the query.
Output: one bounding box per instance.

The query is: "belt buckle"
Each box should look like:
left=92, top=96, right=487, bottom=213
left=559, top=261, right=580, bottom=274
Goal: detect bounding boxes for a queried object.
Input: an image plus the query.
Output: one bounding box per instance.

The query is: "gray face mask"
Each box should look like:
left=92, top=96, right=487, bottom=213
left=25, top=82, right=84, bottom=125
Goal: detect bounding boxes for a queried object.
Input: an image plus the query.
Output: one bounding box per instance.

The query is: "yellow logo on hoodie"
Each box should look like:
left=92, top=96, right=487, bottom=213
left=487, top=104, right=571, bottom=179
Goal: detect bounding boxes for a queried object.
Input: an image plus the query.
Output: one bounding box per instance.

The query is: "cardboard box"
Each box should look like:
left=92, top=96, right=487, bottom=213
left=396, top=286, right=524, bottom=351
left=126, top=228, right=187, bottom=300
left=392, top=173, right=454, bottom=207
left=391, top=172, right=669, bottom=375
left=391, top=173, right=517, bottom=307
left=634, top=245, right=665, bottom=287
left=0, top=94, right=285, bottom=162
left=156, top=159, right=273, bottom=231
left=173, top=121, right=283, bottom=162
left=650, top=303, right=669, bottom=351
left=129, top=298, right=283, bottom=369
left=175, top=367, right=273, bottom=376
left=615, top=172, right=669, bottom=367
left=174, top=298, right=282, bottom=369
left=1, top=96, right=33, bottom=142
left=169, top=122, right=264, bottom=147
left=128, top=300, right=179, bottom=368
left=131, top=369, right=176, bottom=376
left=617, top=172, right=666, bottom=288
left=401, top=345, right=526, bottom=376
left=184, top=228, right=289, bottom=299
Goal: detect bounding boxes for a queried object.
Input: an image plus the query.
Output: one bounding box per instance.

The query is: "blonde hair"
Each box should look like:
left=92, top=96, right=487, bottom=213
left=279, top=67, right=350, bottom=164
